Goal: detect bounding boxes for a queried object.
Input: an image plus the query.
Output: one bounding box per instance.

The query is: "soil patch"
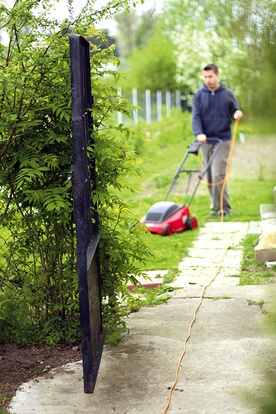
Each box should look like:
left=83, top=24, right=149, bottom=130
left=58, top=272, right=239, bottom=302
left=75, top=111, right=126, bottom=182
left=231, top=135, right=276, bottom=181
left=0, top=343, right=81, bottom=412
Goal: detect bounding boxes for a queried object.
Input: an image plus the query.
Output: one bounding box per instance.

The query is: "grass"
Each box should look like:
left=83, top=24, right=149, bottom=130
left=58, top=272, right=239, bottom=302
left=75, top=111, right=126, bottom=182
left=246, top=298, right=265, bottom=307
left=118, top=111, right=276, bottom=405
left=126, top=283, right=176, bottom=312
left=1, top=112, right=275, bottom=412
left=240, top=234, right=276, bottom=285
left=123, top=111, right=275, bottom=272
left=124, top=112, right=276, bottom=413
left=212, top=296, right=231, bottom=300
left=134, top=179, right=273, bottom=271
left=242, top=116, right=276, bottom=135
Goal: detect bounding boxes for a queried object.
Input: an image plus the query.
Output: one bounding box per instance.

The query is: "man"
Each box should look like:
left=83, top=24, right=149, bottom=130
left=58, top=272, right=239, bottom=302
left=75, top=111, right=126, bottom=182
left=192, top=63, right=243, bottom=219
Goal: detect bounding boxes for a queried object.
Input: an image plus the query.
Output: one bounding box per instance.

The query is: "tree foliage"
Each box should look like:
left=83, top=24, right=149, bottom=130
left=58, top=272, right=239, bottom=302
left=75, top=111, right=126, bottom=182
left=112, top=7, right=180, bottom=92
left=113, top=0, right=276, bottom=113
left=119, top=28, right=180, bottom=92
left=114, top=7, right=158, bottom=58
left=0, top=0, right=149, bottom=345
left=162, top=0, right=276, bottom=114
left=113, top=9, right=140, bottom=57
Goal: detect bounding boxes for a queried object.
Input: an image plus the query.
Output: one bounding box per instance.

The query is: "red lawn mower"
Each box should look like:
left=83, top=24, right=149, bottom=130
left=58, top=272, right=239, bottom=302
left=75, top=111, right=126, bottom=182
left=141, top=138, right=223, bottom=236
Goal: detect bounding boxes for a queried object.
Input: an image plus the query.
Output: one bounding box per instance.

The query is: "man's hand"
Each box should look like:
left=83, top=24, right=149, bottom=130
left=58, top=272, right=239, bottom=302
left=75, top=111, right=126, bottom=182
left=196, top=134, right=207, bottom=142
left=234, top=110, right=243, bottom=120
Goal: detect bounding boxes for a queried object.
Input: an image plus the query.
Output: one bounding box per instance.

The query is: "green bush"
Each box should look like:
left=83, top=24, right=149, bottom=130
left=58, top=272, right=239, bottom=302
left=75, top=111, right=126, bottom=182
left=0, top=1, right=149, bottom=345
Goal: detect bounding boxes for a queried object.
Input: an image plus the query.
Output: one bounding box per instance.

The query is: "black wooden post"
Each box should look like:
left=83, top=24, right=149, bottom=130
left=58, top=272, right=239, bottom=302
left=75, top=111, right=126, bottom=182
left=69, top=34, right=104, bottom=393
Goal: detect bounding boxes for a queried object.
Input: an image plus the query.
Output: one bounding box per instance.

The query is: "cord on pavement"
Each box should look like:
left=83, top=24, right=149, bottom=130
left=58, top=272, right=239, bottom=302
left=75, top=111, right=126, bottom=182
left=162, top=118, right=240, bottom=414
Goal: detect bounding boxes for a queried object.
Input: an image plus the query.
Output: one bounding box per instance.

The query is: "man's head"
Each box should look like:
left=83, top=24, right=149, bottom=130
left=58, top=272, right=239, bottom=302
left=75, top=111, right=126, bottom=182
left=203, top=63, right=220, bottom=91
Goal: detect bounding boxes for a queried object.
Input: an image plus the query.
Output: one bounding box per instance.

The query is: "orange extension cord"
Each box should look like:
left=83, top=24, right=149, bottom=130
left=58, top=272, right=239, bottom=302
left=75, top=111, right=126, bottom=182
left=162, top=117, right=241, bottom=414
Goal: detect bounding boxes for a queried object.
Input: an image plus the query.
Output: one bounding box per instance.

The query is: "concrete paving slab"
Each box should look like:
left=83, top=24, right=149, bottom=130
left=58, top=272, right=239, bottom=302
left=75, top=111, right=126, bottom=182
left=127, top=276, right=164, bottom=290
left=186, top=248, right=243, bottom=260
left=171, top=277, right=241, bottom=294
left=8, top=221, right=276, bottom=414
left=247, top=221, right=261, bottom=234
left=199, top=222, right=249, bottom=235
left=178, top=256, right=242, bottom=269
left=191, top=239, right=237, bottom=250
left=177, top=266, right=241, bottom=278
left=9, top=289, right=275, bottom=414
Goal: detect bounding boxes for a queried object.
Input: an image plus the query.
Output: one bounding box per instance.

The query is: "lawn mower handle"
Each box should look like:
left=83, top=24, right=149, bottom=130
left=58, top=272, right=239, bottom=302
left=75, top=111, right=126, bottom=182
left=187, top=138, right=223, bottom=206
left=198, top=138, right=223, bottom=179
left=164, top=138, right=223, bottom=205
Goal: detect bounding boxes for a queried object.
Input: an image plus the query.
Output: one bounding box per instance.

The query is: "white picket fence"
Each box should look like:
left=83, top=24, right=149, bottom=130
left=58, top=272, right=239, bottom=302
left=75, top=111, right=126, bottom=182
left=117, top=88, right=188, bottom=124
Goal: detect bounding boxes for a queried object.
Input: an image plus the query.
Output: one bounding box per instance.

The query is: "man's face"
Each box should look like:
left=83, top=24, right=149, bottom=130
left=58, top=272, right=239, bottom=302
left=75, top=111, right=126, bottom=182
left=203, top=70, right=220, bottom=91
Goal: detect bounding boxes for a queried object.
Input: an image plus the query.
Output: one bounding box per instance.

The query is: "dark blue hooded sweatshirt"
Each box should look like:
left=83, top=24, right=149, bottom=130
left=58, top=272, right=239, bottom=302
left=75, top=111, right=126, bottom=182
left=192, top=82, right=240, bottom=144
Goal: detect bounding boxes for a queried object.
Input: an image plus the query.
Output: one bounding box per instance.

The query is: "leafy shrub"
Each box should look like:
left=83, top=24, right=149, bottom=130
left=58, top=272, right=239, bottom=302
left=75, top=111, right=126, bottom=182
left=0, top=1, right=148, bottom=345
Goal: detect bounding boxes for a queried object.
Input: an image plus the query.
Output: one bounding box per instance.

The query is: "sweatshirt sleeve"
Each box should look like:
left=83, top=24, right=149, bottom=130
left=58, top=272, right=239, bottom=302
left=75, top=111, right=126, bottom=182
left=229, top=90, right=240, bottom=117
left=192, top=92, right=204, bottom=136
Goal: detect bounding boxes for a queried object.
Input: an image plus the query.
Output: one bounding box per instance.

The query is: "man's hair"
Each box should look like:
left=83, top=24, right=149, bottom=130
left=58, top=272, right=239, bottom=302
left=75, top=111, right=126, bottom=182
left=203, top=63, right=219, bottom=74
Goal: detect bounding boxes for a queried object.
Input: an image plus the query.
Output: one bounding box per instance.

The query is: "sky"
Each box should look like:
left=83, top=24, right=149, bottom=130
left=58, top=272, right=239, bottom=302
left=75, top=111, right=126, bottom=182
left=56, top=0, right=165, bottom=34
left=1, top=0, right=165, bottom=44
left=67, top=0, right=165, bottom=15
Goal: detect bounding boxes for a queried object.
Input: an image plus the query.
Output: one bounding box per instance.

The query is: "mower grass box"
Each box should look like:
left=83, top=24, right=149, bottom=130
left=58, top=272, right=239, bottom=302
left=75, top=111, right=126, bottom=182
left=141, top=201, right=197, bottom=236
left=140, top=139, right=223, bottom=236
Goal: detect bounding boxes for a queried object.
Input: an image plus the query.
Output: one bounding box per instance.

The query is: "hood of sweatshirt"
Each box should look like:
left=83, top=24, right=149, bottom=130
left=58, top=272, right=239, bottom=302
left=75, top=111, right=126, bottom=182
left=192, top=82, right=239, bottom=141
left=202, top=82, right=226, bottom=93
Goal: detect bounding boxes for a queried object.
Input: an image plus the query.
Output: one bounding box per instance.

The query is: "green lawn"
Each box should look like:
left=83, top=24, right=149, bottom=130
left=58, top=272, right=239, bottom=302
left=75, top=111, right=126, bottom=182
left=122, top=111, right=275, bottom=272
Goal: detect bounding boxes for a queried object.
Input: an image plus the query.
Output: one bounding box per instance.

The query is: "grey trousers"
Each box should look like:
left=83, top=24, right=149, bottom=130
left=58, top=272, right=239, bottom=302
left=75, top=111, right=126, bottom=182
left=201, top=140, right=231, bottom=214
